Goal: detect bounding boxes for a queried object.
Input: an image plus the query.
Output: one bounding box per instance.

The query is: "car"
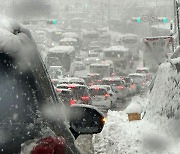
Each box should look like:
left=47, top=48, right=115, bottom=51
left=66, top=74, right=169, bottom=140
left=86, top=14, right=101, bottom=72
left=0, top=17, right=105, bottom=153
left=58, top=77, right=86, bottom=85
left=136, top=67, right=154, bottom=81
left=90, top=85, right=118, bottom=107
left=85, top=52, right=101, bottom=65
left=89, top=86, right=113, bottom=109
left=48, top=65, right=66, bottom=79
left=74, top=57, right=86, bottom=70
left=101, top=77, right=128, bottom=101
left=128, top=73, right=148, bottom=93
left=56, top=84, right=92, bottom=105
left=56, top=88, right=77, bottom=107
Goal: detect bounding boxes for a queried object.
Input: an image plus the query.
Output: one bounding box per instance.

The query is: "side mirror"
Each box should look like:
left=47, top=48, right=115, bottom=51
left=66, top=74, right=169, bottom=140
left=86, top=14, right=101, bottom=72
left=68, top=104, right=105, bottom=139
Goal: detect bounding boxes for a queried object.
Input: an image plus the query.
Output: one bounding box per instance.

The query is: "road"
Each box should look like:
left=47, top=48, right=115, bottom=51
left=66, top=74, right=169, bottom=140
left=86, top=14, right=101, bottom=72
left=75, top=95, right=133, bottom=154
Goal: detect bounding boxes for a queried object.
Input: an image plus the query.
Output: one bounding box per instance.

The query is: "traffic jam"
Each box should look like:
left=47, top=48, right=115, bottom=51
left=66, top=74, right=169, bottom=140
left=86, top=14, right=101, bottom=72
left=34, top=21, right=153, bottom=113
left=1, top=0, right=177, bottom=153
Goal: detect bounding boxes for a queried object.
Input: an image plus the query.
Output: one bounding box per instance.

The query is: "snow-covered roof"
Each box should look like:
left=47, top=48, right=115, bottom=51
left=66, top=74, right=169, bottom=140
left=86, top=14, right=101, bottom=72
left=59, top=38, right=77, bottom=42
left=90, top=63, right=110, bottom=67
left=128, top=73, right=146, bottom=77
left=49, top=46, right=75, bottom=53
left=104, top=46, right=128, bottom=52
left=62, top=32, right=79, bottom=38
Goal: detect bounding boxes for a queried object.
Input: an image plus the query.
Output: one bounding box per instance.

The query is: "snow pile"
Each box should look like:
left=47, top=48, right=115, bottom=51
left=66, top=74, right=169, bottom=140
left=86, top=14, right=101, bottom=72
left=93, top=110, right=175, bottom=154
left=125, top=101, right=143, bottom=114
left=146, top=59, right=180, bottom=137
left=93, top=96, right=180, bottom=154
left=93, top=59, right=180, bottom=153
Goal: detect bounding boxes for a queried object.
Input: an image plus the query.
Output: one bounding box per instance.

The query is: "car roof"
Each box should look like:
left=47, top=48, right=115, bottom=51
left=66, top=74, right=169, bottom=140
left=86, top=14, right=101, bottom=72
left=104, top=46, right=129, bottom=52
left=128, top=73, right=146, bottom=77
left=49, top=46, right=75, bottom=53
left=136, top=67, right=150, bottom=71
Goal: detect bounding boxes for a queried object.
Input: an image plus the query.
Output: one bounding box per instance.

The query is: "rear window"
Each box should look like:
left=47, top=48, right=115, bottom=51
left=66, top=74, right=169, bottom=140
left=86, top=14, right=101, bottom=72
left=89, top=88, right=107, bottom=96
left=136, top=70, right=149, bottom=74
left=102, top=80, right=124, bottom=86
left=128, top=75, right=145, bottom=83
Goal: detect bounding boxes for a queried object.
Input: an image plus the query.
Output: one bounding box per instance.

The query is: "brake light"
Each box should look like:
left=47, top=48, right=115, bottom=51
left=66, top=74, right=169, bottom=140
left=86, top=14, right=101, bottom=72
left=118, top=86, right=124, bottom=90
left=68, top=84, right=76, bottom=88
left=56, top=89, right=62, bottom=93
left=32, top=136, right=66, bottom=154
left=81, top=96, right=90, bottom=101
left=104, top=93, right=110, bottom=99
left=69, top=99, right=76, bottom=105
left=131, top=84, right=135, bottom=89
left=142, top=82, right=145, bottom=85
left=94, top=87, right=99, bottom=90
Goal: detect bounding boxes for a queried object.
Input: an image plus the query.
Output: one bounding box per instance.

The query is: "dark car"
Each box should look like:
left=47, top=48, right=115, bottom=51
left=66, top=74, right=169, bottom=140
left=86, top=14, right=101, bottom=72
left=0, top=17, right=105, bottom=154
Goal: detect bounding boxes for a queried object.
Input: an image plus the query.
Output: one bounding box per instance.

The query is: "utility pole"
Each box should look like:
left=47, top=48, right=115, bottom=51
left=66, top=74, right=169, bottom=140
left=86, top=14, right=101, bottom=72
left=175, top=0, right=180, bottom=45
left=108, top=0, right=110, bottom=28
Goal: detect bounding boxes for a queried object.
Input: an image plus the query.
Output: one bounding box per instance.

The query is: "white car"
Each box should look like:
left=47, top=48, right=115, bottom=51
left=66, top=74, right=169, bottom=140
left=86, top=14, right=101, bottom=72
left=89, top=86, right=112, bottom=109
left=90, top=85, right=118, bottom=107
left=85, top=53, right=100, bottom=65
left=101, top=77, right=129, bottom=101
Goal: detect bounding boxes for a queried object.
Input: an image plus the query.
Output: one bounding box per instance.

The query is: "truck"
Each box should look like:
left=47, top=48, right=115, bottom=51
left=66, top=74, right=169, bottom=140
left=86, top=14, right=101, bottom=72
left=143, top=36, right=174, bottom=73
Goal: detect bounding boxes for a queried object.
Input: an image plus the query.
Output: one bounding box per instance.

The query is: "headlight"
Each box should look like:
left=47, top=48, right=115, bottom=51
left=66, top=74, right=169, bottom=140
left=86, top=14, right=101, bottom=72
left=96, top=58, right=99, bottom=61
left=86, top=59, right=89, bottom=61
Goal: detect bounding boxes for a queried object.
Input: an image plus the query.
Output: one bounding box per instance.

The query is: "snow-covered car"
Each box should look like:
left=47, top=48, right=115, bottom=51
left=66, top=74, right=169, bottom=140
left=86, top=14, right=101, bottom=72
left=90, top=85, right=118, bottom=107
left=56, top=84, right=92, bottom=105
left=74, top=57, right=86, bottom=70
left=128, top=73, right=148, bottom=93
left=58, top=77, right=86, bottom=85
left=89, top=86, right=112, bottom=109
left=136, top=67, right=154, bottom=81
left=48, top=65, right=66, bottom=79
left=0, top=16, right=105, bottom=153
left=85, top=52, right=101, bottom=65
left=101, top=77, right=128, bottom=101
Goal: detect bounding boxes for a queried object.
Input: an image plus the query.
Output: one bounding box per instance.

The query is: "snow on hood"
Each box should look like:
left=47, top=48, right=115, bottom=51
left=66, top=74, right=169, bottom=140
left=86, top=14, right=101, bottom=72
left=0, top=15, right=38, bottom=72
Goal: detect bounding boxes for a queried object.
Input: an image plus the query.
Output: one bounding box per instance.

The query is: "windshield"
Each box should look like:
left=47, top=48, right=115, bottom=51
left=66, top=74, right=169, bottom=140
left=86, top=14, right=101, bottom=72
left=102, top=80, right=124, bottom=86
left=2, top=0, right=178, bottom=153
left=128, top=75, right=145, bottom=83
left=89, top=89, right=107, bottom=96
left=88, top=54, right=99, bottom=57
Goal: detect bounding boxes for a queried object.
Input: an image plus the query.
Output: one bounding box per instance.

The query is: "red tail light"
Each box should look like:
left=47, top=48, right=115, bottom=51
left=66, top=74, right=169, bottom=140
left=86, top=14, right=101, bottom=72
left=81, top=96, right=90, bottom=101
left=104, top=93, right=110, bottom=99
left=69, top=99, right=76, bottom=105
left=131, top=84, right=135, bottom=89
left=118, top=86, right=124, bottom=90
left=68, top=84, right=76, bottom=88
left=56, top=89, right=62, bottom=93
left=32, top=136, right=66, bottom=154
left=94, top=87, right=99, bottom=90
left=142, top=82, right=145, bottom=85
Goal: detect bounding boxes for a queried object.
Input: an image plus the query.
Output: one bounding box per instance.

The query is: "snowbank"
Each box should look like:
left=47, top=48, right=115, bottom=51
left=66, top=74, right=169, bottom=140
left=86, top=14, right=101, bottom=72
left=93, top=96, right=180, bottom=154
left=93, top=59, right=180, bottom=153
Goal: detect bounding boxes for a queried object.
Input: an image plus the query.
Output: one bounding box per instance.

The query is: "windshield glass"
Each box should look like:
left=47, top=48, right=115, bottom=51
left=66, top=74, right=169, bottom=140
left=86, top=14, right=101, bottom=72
left=1, top=0, right=178, bottom=153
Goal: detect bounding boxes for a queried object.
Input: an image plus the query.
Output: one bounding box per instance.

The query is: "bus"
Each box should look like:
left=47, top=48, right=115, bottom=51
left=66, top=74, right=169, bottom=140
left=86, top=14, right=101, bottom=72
left=117, top=33, right=140, bottom=60
left=46, top=46, right=75, bottom=72
left=89, top=62, right=115, bottom=78
left=83, top=30, right=99, bottom=49
left=70, top=17, right=84, bottom=29
left=103, top=46, right=130, bottom=75
left=46, top=29, right=63, bottom=48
